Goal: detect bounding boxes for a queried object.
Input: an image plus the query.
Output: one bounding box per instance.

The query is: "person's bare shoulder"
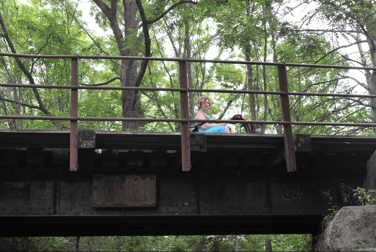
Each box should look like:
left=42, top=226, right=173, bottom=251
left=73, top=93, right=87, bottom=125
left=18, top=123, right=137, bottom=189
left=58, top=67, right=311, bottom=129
left=195, top=112, right=206, bottom=120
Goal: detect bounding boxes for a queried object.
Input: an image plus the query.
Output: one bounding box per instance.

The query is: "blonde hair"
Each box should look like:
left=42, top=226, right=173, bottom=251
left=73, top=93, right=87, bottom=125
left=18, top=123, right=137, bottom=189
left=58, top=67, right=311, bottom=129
left=196, top=96, right=210, bottom=109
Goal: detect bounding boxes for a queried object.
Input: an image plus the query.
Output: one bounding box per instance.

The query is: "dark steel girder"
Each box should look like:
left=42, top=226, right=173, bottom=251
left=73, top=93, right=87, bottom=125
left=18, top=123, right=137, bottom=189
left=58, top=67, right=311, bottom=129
left=0, top=131, right=374, bottom=236
left=0, top=215, right=323, bottom=237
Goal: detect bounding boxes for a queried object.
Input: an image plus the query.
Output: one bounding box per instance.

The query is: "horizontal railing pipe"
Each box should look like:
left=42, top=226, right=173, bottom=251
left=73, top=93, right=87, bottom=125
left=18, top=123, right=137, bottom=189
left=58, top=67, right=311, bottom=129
left=188, top=88, right=286, bottom=95
left=0, top=116, right=75, bottom=120
left=4, top=83, right=376, bottom=99
left=289, top=92, right=376, bottom=99
left=189, top=119, right=289, bottom=125
left=80, top=86, right=185, bottom=91
left=0, top=115, right=288, bottom=125
left=3, top=84, right=376, bottom=99
left=2, top=116, right=376, bottom=127
left=2, top=52, right=376, bottom=70
left=292, top=122, right=376, bottom=127
left=0, top=83, right=77, bottom=89
left=79, top=117, right=187, bottom=122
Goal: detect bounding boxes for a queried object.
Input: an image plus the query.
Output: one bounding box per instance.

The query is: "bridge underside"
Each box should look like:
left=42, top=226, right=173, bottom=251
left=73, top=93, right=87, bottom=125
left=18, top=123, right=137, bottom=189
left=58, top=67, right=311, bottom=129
left=0, top=130, right=375, bottom=236
left=1, top=215, right=322, bottom=237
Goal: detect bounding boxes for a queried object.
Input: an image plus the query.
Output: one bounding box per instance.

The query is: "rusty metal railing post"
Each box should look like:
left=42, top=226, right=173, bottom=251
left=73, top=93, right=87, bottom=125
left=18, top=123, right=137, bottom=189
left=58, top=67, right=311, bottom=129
left=179, top=60, right=191, bottom=172
left=70, top=56, right=78, bottom=171
left=278, top=62, right=296, bottom=172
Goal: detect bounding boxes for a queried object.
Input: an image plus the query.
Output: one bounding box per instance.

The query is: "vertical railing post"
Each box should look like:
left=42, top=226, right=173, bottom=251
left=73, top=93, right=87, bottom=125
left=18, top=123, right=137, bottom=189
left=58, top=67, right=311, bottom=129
left=179, top=60, right=191, bottom=172
left=278, top=62, right=296, bottom=172
left=70, top=56, right=78, bottom=171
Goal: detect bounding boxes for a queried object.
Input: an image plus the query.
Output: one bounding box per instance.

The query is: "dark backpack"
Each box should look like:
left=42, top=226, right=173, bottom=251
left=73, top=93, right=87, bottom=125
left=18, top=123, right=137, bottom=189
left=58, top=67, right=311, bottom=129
left=189, top=114, right=203, bottom=132
left=230, top=114, right=256, bottom=134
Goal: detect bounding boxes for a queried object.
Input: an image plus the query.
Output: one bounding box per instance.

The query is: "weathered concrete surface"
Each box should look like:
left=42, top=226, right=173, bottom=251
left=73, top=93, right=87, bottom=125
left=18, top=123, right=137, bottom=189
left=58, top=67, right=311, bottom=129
left=365, top=151, right=376, bottom=192
left=314, top=206, right=376, bottom=251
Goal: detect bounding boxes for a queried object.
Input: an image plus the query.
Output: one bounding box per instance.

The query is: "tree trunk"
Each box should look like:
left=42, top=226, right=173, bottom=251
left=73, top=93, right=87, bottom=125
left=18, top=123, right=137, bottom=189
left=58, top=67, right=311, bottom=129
left=234, top=235, right=238, bottom=252
left=121, top=0, right=141, bottom=131
left=153, top=236, right=160, bottom=252
left=366, top=36, right=376, bottom=124
left=357, top=28, right=376, bottom=131
left=262, top=21, right=268, bottom=134
left=184, top=18, right=195, bottom=116
left=245, top=0, right=256, bottom=121
left=13, top=79, right=21, bottom=129
left=75, top=236, right=80, bottom=251
left=265, top=238, right=272, bottom=251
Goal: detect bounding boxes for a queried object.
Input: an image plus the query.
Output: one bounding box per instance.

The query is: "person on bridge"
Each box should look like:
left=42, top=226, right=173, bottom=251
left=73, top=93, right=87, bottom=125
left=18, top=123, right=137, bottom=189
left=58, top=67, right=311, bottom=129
left=194, top=96, right=231, bottom=133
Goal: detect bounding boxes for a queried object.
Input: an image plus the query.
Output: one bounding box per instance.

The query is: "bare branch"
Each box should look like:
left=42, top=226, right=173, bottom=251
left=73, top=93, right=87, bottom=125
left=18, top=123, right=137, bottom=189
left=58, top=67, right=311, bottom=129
left=0, top=96, right=41, bottom=110
left=50, top=0, right=121, bottom=67
left=341, top=75, right=369, bottom=91
left=343, top=97, right=373, bottom=108
left=142, top=1, right=198, bottom=26
left=339, top=54, right=364, bottom=66
left=81, top=77, right=120, bottom=86
left=163, top=20, right=179, bottom=57
left=290, top=29, right=363, bottom=33
left=134, top=0, right=151, bottom=88
left=192, top=29, right=222, bottom=58
left=217, top=92, right=242, bottom=120
left=359, top=23, right=376, bottom=50
left=314, top=40, right=368, bottom=64
left=140, top=91, right=175, bottom=132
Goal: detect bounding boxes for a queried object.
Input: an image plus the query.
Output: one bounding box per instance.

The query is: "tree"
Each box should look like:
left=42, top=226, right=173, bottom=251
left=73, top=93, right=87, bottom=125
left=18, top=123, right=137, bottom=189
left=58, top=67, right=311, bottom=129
left=70, top=0, right=200, bottom=131
left=301, top=0, right=376, bottom=126
left=0, top=0, right=93, bottom=130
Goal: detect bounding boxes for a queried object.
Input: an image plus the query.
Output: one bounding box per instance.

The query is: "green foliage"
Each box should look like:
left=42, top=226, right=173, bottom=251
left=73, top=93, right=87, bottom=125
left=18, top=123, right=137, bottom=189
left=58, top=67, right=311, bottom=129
left=322, top=206, right=340, bottom=231
left=1, top=0, right=374, bottom=135
left=322, top=186, right=376, bottom=232
left=353, top=186, right=376, bottom=206
left=0, top=234, right=313, bottom=251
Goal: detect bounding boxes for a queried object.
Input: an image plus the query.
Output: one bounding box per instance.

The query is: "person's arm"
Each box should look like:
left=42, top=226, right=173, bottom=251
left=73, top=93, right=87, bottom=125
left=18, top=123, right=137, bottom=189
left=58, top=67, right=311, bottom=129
left=195, top=112, right=226, bottom=130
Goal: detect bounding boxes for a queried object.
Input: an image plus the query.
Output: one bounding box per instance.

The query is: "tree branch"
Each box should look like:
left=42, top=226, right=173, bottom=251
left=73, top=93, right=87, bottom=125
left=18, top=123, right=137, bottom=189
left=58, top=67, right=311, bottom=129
left=192, top=29, right=222, bottom=58
left=80, top=77, right=120, bottom=86
left=358, top=23, right=376, bottom=50
left=163, top=20, right=179, bottom=57
left=339, top=53, right=364, bottom=66
left=343, top=97, right=373, bottom=108
left=134, top=0, right=151, bottom=88
left=0, top=96, right=41, bottom=110
left=140, top=91, right=175, bottom=132
left=341, top=75, right=369, bottom=91
left=51, top=0, right=121, bottom=67
left=291, top=29, right=363, bottom=33
left=93, top=0, right=125, bottom=53
left=141, top=0, right=198, bottom=26
left=314, top=40, right=368, bottom=64
left=0, top=10, right=53, bottom=118
left=217, top=92, right=242, bottom=120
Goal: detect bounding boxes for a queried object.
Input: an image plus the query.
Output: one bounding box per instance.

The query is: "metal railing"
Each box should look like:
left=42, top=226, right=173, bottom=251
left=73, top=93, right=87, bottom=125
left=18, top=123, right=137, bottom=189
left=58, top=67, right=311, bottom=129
left=1, top=52, right=376, bottom=172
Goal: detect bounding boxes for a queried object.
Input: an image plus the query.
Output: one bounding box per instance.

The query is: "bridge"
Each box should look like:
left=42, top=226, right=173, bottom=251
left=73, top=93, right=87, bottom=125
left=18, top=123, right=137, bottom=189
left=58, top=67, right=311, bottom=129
left=1, top=53, right=376, bottom=237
